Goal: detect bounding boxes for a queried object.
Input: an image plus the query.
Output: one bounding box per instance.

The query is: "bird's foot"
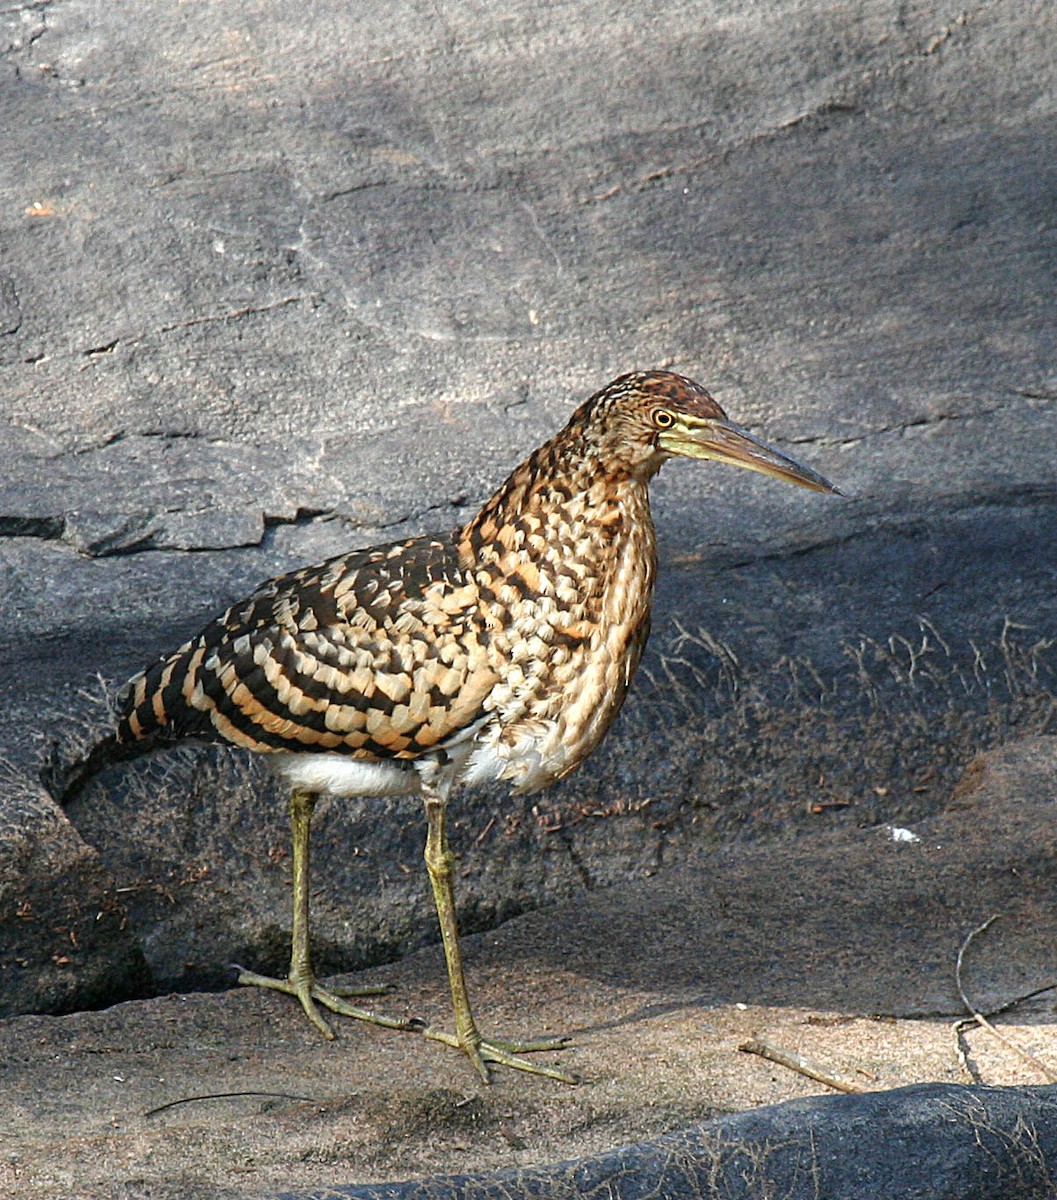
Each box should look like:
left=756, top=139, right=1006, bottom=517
left=234, top=965, right=411, bottom=1039
left=421, top=1024, right=579, bottom=1085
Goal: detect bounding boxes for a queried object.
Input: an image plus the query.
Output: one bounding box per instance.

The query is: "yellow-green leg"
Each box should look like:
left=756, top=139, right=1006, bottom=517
left=421, top=790, right=578, bottom=1084
left=237, top=788, right=411, bottom=1038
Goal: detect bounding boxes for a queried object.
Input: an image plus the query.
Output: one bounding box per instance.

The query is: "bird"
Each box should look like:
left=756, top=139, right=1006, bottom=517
left=48, top=370, right=839, bottom=1085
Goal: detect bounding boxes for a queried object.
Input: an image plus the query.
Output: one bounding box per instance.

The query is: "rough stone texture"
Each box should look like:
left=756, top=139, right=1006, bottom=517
left=1, top=0, right=1056, bottom=1193
left=3, top=0, right=1056, bottom=1004
left=272, top=1084, right=1057, bottom=1200
left=0, top=779, right=147, bottom=1017
left=4, top=735, right=1057, bottom=1198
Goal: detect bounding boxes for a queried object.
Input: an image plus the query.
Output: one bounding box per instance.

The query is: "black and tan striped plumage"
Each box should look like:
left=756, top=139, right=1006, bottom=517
left=118, top=374, right=673, bottom=794
left=54, top=370, right=838, bottom=1085
left=121, top=533, right=495, bottom=764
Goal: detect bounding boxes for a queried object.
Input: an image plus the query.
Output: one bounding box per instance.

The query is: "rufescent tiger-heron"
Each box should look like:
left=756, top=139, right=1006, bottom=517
left=51, top=371, right=840, bottom=1085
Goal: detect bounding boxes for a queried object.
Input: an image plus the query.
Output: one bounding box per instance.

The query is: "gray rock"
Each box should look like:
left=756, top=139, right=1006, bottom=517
left=0, top=0, right=1054, bottom=1090
left=43, top=499, right=1057, bottom=998
left=4, top=733, right=1057, bottom=1197
left=270, top=1083, right=1057, bottom=1200
left=0, top=779, right=147, bottom=1017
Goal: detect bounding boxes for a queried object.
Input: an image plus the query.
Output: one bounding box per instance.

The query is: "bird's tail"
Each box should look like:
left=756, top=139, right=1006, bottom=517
left=40, top=644, right=208, bottom=806
left=39, top=726, right=167, bottom=807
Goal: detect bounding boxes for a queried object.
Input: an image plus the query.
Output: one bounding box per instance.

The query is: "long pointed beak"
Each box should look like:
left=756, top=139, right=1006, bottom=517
left=660, top=418, right=841, bottom=494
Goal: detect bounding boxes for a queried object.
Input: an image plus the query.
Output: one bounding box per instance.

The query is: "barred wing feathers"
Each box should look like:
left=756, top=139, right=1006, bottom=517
left=116, top=533, right=498, bottom=761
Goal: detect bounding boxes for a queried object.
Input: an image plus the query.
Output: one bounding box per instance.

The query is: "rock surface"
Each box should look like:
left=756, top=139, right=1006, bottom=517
left=1, top=0, right=1056, bottom=1194
left=273, top=1084, right=1057, bottom=1200
left=4, top=736, right=1057, bottom=1198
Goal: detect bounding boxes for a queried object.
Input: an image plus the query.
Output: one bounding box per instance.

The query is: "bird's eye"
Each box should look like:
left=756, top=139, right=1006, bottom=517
left=652, top=409, right=675, bottom=429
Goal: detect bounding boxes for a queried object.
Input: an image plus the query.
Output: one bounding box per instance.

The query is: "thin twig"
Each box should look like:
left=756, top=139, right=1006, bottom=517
left=739, top=1037, right=866, bottom=1093
left=954, top=914, right=1057, bottom=1082
left=144, top=1090, right=316, bottom=1118
left=952, top=980, right=1057, bottom=1083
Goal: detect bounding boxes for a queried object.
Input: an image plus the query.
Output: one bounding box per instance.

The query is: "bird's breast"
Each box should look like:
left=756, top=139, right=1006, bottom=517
left=465, top=486, right=657, bottom=794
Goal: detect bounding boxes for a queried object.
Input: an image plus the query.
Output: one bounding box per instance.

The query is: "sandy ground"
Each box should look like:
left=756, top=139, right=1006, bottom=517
left=4, top=986, right=1052, bottom=1199
left=4, top=738, right=1057, bottom=1199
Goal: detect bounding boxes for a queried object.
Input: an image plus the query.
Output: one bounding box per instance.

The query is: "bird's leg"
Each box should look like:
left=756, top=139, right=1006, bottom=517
left=420, top=788, right=578, bottom=1084
left=237, top=788, right=411, bottom=1037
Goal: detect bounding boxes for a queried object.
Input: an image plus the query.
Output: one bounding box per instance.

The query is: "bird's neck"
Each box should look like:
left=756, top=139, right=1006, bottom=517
left=456, top=428, right=659, bottom=793
left=458, top=433, right=658, bottom=620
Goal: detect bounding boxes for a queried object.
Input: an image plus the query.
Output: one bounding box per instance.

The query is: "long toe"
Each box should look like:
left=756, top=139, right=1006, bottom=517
left=424, top=1026, right=579, bottom=1085
left=235, top=967, right=411, bottom=1035
left=308, top=983, right=413, bottom=1031
left=478, top=1038, right=580, bottom=1085
left=328, top=982, right=394, bottom=999
left=488, top=1035, right=572, bottom=1054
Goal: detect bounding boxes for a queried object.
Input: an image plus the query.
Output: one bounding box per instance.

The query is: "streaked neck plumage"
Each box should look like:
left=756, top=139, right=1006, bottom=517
left=458, top=419, right=661, bottom=792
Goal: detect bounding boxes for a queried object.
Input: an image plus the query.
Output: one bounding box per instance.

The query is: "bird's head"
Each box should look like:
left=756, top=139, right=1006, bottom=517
left=579, top=370, right=841, bottom=494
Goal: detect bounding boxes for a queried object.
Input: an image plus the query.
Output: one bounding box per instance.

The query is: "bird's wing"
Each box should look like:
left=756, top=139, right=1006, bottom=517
left=118, top=532, right=498, bottom=759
